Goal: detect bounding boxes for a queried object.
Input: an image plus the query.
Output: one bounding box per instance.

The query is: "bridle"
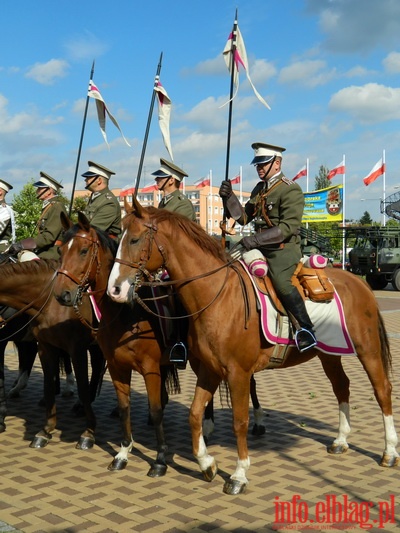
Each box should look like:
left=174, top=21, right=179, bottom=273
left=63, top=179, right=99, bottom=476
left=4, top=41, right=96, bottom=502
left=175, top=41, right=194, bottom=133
left=113, top=219, right=240, bottom=319
left=57, top=231, right=103, bottom=327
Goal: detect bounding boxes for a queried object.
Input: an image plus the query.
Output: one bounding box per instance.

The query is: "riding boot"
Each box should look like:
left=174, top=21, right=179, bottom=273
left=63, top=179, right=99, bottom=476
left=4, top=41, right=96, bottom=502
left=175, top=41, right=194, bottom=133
left=279, top=288, right=317, bottom=352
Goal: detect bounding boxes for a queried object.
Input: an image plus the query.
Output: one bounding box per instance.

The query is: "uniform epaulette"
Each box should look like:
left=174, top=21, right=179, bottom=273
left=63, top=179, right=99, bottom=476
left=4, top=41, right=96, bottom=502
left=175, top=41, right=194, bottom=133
left=281, top=176, right=295, bottom=185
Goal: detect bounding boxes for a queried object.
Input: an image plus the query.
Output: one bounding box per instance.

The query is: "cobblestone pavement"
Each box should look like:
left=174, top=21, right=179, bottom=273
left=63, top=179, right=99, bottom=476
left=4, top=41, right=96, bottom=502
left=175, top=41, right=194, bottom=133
left=0, top=290, right=399, bottom=532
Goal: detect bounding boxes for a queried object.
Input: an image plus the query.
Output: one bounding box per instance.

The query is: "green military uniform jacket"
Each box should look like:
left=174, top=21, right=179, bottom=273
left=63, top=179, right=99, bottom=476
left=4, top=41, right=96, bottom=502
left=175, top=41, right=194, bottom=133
left=0, top=203, right=13, bottom=253
left=158, top=189, right=196, bottom=221
left=34, top=198, right=67, bottom=260
left=84, top=188, right=121, bottom=239
left=240, top=172, right=304, bottom=295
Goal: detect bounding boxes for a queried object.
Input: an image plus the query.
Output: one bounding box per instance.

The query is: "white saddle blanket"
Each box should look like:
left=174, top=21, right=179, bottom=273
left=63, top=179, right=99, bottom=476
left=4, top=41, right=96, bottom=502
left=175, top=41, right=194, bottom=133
left=242, top=263, right=356, bottom=356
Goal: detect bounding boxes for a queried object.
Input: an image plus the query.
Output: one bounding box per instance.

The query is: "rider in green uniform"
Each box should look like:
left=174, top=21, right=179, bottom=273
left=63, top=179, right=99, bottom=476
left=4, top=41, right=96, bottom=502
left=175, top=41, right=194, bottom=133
left=82, top=161, right=121, bottom=241
left=153, top=158, right=196, bottom=222
left=219, top=142, right=317, bottom=352
left=151, top=159, right=196, bottom=366
left=9, top=172, right=67, bottom=260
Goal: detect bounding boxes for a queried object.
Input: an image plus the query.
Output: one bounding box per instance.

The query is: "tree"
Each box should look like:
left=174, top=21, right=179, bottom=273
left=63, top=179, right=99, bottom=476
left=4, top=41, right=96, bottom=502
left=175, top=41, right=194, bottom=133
left=314, top=165, right=330, bottom=191
left=71, top=195, right=90, bottom=222
left=359, top=211, right=373, bottom=225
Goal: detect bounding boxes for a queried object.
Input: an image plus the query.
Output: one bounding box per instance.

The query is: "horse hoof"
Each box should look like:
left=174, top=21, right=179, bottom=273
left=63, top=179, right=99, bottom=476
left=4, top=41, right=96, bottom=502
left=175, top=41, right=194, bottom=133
left=380, top=453, right=400, bottom=467
left=202, top=461, right=218, bottom=482
left=108, top=457, right=128, bottom=471
left=251, top=424, right=266, bottom=436
left=328, top=443, right=349, bottom=455
left=30, top=435, right=51, bottom=448
left=76, top=436, right=95, bottom=450
left=0, top=423, right=6, bottom=433
left=147, top=463, right=167, bottom=477
left=223, top=478, right=247, bottom=495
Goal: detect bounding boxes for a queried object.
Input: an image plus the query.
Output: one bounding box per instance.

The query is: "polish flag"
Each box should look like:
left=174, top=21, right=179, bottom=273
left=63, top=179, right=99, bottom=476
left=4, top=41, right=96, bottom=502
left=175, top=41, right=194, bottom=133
left=141, top=183, right=158, bottom=192
left=194, top=177, right=211, bottom=188
left=230, top=175, right=240, bottom=185
left=120, top=185, right=136, bottom=197
left=363, top=158, right=385, bottom=186
left=327, top=160, right=345, bottom=180
left=154, top=80, right=173, bottom=161
left=293, top=165, right=307, bottom=181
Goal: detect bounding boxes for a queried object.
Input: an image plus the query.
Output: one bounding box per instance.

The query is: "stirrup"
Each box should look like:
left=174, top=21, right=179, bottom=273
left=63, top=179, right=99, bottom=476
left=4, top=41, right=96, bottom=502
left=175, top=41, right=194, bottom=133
left=169, top=342, right=187, bottom=366
left=295, top=328, right=317, bottom=353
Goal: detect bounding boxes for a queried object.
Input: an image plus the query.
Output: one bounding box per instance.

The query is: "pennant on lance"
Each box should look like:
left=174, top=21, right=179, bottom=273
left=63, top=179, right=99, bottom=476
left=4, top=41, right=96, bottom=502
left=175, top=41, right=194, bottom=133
left=154, top=80, right=174, bottom=161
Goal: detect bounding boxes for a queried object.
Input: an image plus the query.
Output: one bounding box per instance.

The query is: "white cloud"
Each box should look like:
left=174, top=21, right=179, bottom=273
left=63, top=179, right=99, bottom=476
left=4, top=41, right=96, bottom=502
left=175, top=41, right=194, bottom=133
left=64, top=31, right=109, bottom=61
left=25, top=59, right=69, bottom=85
left=306, top=0, right=400, bottom=53
left=329, top=83, right=400, bottom=123
left=279, top=59, right=336, bottom=87
left=383, top=51, right=400, bottom=73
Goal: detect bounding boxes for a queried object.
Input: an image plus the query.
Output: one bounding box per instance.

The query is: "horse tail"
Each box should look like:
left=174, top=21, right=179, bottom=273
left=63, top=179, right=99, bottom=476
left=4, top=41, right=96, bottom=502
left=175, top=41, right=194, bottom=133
left=378, top=310, right=392, bottom=377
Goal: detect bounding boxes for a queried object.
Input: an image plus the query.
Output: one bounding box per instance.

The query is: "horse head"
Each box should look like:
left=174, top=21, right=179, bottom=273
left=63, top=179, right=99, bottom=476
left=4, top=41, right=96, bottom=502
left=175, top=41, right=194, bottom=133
left=54, top=211, right=115, bottom=307
left=108, top=197, right=169, bottom=304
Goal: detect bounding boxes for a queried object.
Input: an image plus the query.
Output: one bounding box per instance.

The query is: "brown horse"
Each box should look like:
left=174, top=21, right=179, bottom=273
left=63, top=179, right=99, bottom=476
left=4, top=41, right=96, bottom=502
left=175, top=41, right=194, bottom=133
left=107, top=197, right=399, bottom=495
left=53, top=212, right=181, bottom=476
left=0, top=258, right=105, bottom=449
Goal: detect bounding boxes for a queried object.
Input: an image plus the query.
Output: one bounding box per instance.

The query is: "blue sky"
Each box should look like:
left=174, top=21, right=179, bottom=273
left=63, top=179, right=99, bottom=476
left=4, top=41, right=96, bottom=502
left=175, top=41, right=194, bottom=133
left=2, top=0, right=400, bottom=222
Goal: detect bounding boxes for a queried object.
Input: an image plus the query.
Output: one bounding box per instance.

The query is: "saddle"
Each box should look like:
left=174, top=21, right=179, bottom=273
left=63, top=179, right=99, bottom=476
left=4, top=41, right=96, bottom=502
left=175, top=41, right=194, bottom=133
left=252, top=261, right=335, bottom=313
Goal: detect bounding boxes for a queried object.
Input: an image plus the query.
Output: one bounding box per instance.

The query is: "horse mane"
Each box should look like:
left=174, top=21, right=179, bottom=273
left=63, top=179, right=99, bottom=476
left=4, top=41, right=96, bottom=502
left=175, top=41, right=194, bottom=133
left=62, top=224, right=118, bottom=257
left=143, top=207, right=228, bottom=262
left=0, top=258, right=59, bottom=277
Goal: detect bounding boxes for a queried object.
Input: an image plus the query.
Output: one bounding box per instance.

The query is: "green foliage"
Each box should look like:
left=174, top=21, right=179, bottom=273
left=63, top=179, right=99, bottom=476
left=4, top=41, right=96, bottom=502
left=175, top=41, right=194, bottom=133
left=359, top=211, right=373, bottom=225
left=12, top=182, right=42, bottom=239
left=386, top=218, right=400, bottom=227
left=71, top=195, right=89, bottom=222
left=314, top=165, right=331, bottom=191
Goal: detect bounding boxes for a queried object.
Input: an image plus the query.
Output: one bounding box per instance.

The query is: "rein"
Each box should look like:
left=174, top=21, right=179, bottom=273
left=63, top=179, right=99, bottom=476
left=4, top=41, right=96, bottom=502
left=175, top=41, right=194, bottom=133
left=0, top=267, right=58, bottom=340
left=114, top=220, right=241, bottom=320
left=56, top=231, right=104, bottom=331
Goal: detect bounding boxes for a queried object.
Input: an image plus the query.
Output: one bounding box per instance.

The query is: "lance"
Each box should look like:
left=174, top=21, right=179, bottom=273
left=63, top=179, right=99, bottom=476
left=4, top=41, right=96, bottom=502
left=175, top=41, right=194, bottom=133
left=68, top=60, right=95, bottom=217
left=221, top=9, right=238, bottom=245
left=134, top=52, right=163, bottom=197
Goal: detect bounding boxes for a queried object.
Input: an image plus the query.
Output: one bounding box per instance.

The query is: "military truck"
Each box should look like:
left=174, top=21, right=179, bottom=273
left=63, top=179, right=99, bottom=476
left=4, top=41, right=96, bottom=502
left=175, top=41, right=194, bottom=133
left=347, top=226, right=400, bottom=290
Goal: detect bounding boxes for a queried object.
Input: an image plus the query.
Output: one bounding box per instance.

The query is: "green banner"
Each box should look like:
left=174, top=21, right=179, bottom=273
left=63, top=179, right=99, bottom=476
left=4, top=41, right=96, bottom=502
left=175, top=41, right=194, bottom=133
left=302, top=184, right=343, bottom=223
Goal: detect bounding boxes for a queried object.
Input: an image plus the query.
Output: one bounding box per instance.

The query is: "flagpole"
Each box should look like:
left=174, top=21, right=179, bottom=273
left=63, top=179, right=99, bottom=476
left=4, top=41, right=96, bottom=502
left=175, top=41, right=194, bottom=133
left=222, top=9, right=238, bottom=226
left=134, top=52, right=163, bottom=196
left=239, top=165, right=243, bottom=204
left=382, top=149, right=386, bottom=227
left=342, top=154, right=346, bottom=270
left=68, top=60, right=95, bottom=217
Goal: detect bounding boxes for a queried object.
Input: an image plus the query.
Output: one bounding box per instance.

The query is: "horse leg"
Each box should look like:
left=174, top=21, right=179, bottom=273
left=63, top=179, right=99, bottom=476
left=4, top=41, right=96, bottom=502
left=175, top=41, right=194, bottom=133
left=223, top=372, right=252, bottom=495
left=61, top=352, right=75, bottom=398
left=30, top=343, right=59, bottom=448
left=107, top=362, right=134, bottom=471
left=203, top=398, right=215, bottom=444
left=0, top=342, right=6, bottom=432
left=8, top=341, right=38, bottom=399
left=144, top=366, right=169, bottom=477
left=249, top=375, right=266, bottom=436
left=318, top=356, right=351, bottom=455
left=189, top=364, right=220, bottom=484
left=88, top=344, right=106, bottom=403
left=70, top=349, right=96, bottom=450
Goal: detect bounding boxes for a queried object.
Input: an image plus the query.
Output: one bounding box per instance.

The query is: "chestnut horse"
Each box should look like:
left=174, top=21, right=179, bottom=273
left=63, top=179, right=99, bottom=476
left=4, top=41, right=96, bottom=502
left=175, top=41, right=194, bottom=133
left=53, top=212, right=180, bottom=476
left=107, top=197, right=399, bottom=495
left=0, top=258, right=104, bottom=449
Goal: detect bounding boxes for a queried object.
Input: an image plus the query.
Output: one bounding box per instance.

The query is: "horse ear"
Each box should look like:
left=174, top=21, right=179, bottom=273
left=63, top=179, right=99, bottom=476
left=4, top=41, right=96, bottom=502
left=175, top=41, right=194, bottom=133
left=125, top=195, right=144, bottom=218
left=77, top=211, right=91, bottom=232
left=60, top=211, right=73, bottom=230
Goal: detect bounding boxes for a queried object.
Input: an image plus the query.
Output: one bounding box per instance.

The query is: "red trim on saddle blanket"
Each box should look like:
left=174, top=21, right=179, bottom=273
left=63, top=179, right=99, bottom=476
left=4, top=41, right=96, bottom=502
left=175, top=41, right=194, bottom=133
left=88, top=291, right=102, bottom=322
left=240, top=261, right=356, bottom=356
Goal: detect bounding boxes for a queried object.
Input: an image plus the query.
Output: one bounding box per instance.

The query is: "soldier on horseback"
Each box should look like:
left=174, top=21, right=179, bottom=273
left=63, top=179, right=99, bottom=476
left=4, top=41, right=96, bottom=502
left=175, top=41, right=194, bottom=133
left=219, top=142, right=317, bottom=352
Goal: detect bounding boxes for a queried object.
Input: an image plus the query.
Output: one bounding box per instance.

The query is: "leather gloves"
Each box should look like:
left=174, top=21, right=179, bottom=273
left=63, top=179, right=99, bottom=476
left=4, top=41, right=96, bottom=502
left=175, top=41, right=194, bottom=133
left=8, top=237, right=37, bottom=256
left=219, top=180, right=233, bottom=198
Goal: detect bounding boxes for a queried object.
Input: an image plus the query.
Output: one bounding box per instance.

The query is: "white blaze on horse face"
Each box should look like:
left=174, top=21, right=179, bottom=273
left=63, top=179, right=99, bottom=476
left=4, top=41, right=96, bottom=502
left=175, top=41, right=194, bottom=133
left=67, top=239, right=74, bottom=252
left=107, top=229, right=131, bottom=302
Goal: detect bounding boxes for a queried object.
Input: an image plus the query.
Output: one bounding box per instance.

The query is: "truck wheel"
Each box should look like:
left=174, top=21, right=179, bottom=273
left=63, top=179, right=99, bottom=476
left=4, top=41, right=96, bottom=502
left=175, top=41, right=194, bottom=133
left=391, top=270, right=400, bottom=291
left=366, top=274, right=388, bottom=290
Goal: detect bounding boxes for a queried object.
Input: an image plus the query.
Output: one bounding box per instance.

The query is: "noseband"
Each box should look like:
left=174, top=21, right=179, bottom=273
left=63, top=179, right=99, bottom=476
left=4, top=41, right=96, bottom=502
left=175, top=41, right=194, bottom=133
left=57, top=232, right=102, bottom=294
